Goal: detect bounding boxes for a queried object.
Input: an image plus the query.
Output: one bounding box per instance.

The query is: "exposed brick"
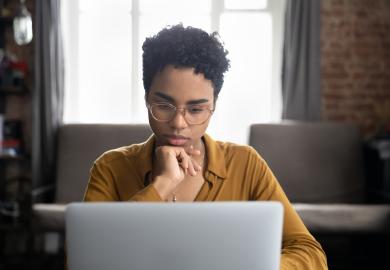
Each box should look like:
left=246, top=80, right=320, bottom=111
left=321, top=0, right=390, bottom=138
left=322, top=71, right=350, bottom=80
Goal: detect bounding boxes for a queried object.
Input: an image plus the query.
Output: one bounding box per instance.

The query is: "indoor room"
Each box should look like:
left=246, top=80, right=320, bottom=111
left=0, top=0, right=389, bottom=269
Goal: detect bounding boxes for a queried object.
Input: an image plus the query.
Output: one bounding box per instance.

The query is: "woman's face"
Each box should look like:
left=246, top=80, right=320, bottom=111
left=145, top=65, right=215, bottom=148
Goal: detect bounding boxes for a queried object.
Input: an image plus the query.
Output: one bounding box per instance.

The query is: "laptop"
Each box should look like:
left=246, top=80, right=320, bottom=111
left=66, top=201, right=283, bottom=270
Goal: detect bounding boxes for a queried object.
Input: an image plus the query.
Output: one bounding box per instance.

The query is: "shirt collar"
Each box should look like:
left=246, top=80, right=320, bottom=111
left=135, top=133, right=227, bottom=185
left=203, top=133, right=227, bottom=179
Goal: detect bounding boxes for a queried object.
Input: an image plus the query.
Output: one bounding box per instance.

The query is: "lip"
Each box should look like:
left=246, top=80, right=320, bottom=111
left=164, top=134, right=191, bottom=146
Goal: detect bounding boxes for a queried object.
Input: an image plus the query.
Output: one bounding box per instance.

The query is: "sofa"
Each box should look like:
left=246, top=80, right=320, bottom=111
left=249, top=121, right=390, bottom=269
left=32, top=124, right=152, bottom=236
left=32, top=122, right=390, bottom=269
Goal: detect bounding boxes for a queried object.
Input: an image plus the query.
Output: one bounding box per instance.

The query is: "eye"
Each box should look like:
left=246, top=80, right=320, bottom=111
left=187, top=106, right=206, bottom=114
left=156, top=103, right=174, bottom=111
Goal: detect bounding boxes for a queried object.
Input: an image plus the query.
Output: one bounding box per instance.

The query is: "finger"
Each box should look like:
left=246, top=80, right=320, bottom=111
left=177, top=149, right=197, bottom=176
left=194, top=161, right=202, bottom=171
left=178, top=150, right=189, bottom=170
left=175, top=148, right=201, bottom=176
left=185, top=145, right=201, bottom=157
left=190, top=158, right=202, bottom=172
left=181, top=159, right=193, bottom=176
left=187, top=158, right=197, bottom=176
left=186, top=151, right=202, bottom=174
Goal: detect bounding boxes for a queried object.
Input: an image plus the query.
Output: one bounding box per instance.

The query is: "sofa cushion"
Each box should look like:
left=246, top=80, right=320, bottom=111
left=294, top=203, right=390, bottom=234
left=55, top=124, right=152, bottom=203
left=249, top=122, right=366, bottom=203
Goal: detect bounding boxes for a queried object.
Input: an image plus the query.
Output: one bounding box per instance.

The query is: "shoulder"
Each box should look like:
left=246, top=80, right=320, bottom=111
left=94, top=142, right=148, bottom=167
left=93, top=135, right=155, bottom=167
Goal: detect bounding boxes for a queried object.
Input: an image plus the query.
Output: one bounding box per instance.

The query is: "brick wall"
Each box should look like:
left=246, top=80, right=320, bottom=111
left=321, top=0, right=390, bottom=138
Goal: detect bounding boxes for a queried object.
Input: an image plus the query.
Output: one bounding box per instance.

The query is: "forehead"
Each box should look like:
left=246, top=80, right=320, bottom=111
left=148, top=65, right=214, bottom=103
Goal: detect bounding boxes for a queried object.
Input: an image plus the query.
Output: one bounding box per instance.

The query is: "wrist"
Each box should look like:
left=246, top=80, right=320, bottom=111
left=152, top=175, right=175, bottom=201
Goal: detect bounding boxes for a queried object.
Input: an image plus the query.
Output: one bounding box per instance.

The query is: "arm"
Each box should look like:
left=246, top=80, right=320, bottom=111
left=83, top=160, right=163, bottom=202
left=248, top=148, right=328, bottom=270
left=83, top=145, right=202, bottom=202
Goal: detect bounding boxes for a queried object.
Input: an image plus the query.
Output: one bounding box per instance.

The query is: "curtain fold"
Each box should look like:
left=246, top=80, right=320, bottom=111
left=32, top=0, right=64, bottom=192
left=281, top=0, right=321, bottom=120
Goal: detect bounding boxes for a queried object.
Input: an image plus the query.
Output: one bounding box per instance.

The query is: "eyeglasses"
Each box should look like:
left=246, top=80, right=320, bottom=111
left=147, top=102, right=214, bottom=125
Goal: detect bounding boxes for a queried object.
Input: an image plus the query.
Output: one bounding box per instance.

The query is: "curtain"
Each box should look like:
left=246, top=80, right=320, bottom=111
left=281, top=0, right=321, bottom=120
left=32, top=0, right=64, bottom=194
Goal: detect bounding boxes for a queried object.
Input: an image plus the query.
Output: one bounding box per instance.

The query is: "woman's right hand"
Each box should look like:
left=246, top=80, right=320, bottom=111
left=151, top=145, right=202, bottom=200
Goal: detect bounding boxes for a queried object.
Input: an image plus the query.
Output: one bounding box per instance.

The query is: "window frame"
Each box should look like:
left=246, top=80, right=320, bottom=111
left=62, top=0, right=285, bottom=129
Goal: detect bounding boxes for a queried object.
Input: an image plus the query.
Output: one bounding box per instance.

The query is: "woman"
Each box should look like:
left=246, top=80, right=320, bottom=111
left=84, top=24, right=328, bottom=270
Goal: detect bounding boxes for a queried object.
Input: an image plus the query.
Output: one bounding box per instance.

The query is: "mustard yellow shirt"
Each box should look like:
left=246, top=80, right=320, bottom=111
left=84, top=133, right=328, bottom=270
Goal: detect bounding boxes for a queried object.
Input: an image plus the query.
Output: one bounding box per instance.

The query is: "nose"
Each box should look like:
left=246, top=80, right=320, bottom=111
left=169, top=108, right=188, bottom=129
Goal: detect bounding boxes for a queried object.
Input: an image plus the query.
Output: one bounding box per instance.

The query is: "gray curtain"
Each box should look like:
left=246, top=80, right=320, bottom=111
left=32, top=0, right=64, bottom=193
left=281, top=0, right=321, bottom=120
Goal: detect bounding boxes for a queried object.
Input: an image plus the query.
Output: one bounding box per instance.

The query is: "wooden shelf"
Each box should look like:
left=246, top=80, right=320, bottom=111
left=0, top=16, right=13, bottom=24
left=0, top=155, right=26, bottom=162
left=0, top=85, right=28, bottom=95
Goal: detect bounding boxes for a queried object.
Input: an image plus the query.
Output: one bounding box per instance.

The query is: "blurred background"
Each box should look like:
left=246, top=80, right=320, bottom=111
left=0, top=0, right=389, bottom=269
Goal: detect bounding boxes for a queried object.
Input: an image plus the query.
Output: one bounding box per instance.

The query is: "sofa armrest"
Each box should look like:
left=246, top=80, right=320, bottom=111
left=31, top=184, right=55, bottom=204
left=294, top=203, right=390, bottom=235
left=32, top=203, right=67, bottom=232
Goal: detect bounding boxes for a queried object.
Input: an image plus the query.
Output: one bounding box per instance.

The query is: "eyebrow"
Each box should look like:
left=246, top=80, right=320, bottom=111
left=153, top=92, right=210, bottom=105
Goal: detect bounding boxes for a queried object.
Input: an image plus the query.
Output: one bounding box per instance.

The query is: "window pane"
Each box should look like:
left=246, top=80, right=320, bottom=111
left=140, top=0, right=210, bottom=13
left=139, top=15, right=211, bottom=43
left=80, top=0, right=131, bottom=12
left=207, top=13, right=272, bottom=144
left=63, top=0, right=283, bottom=142
left=77, top=0, right=132, bottom=123
left=224, top=0, right=267, bottom=9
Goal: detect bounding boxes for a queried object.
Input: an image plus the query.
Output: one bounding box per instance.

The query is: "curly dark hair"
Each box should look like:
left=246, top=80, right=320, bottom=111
left=142, top=24, right=230, bottom=98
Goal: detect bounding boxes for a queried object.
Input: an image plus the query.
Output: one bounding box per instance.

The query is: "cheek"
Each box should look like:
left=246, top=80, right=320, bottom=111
left=194, top=120, right=210, bottom=136
left=148, top=113, right=163, bottom=134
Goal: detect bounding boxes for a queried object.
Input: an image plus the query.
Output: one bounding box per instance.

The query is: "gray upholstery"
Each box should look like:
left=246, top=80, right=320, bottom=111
left=294, top=204, right=390, bottom=234
left=55, top=124, right=152, bottom=203
left=249, top=121, right=390, bottom=235
left=32, top=204, right=67, bottom=232
left=33, top=124, right=152, bottom=231
left=249, top=121, right=365, bottom=203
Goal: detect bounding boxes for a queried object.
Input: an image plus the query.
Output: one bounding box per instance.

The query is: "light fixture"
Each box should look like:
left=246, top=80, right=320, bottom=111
left=13, top=0, right=33, bottom=45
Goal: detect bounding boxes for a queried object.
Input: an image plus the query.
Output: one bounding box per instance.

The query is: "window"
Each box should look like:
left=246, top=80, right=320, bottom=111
left=61, top=0, right=285, bottom=144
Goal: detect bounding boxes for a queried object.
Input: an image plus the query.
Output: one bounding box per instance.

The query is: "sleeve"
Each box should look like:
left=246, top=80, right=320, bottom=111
left=248, top=148, right=328, bottom=270
left=83, top=160, right=163, bottom=202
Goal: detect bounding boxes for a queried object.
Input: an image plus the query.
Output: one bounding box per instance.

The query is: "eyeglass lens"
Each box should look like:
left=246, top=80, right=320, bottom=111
left=150, top=103, right=211, bottom=124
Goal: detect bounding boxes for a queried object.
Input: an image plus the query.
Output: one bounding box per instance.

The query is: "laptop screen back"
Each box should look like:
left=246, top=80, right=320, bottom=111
left=66, top=202, right=283, bottom=270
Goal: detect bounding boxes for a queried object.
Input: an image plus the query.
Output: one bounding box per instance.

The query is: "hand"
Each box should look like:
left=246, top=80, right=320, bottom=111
left=151, top=145, right=202, bottom=200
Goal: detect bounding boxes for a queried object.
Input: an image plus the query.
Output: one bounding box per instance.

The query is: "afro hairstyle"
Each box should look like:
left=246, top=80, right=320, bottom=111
left=142, top=24, right=230, bottom=97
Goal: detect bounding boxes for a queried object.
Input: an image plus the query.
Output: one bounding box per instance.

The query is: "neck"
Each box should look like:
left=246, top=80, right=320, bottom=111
left=193, top=138, right=206, bottom=168
left=194, top=138, right=205, bottom=156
